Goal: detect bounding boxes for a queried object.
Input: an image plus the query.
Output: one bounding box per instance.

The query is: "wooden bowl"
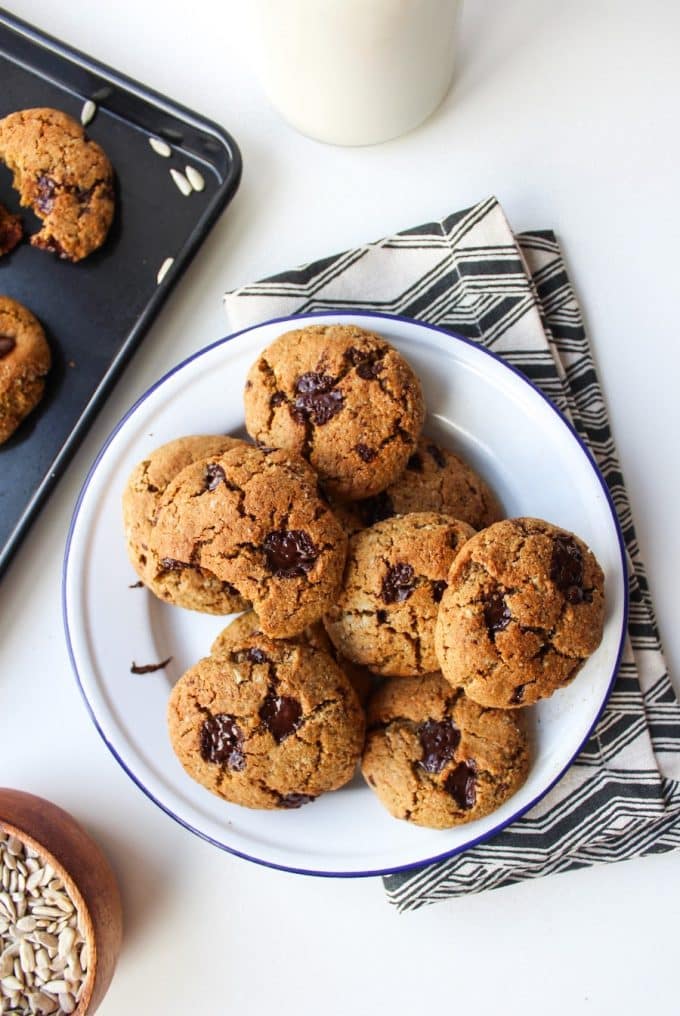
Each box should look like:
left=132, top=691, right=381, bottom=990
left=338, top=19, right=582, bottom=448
left=0, top=789, right=123, bottom=1015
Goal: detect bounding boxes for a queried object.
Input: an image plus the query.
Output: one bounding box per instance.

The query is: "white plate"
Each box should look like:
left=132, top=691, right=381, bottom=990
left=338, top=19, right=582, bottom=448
left=63, top=311, right=627, bottom=877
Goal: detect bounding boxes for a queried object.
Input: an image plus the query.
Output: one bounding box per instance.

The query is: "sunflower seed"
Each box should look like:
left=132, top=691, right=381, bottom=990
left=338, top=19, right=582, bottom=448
left=185, top=165, right=205, bottom=192
left=170, top=168, right=192, bottom=196
left=156, top=256, right=174, bottom=285
left=149, top=136, right=172, bottom=158
left=59, top=993, right=76, bottom=1014
left=80, top=99, right=97, bottom=126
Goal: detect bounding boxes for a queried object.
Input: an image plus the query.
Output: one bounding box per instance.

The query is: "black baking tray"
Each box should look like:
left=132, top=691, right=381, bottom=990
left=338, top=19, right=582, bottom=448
left=0, top=9, right=242, bottom=577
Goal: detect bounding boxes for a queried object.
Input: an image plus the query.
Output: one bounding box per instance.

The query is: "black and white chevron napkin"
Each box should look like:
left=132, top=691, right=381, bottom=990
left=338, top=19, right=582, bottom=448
left=223, top=196, right=680, bottom=911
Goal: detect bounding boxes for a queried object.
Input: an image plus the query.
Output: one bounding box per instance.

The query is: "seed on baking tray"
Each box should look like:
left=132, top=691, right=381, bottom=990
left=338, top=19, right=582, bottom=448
left=149, top=136, right=172, bottom=158
left=80, top=99, right=97, bottom=126
left=0, top=831, right=87, bottom=1013
left=156, top=256, right=175, bottom=285
left=185, top=165, right=205, bottom=192
left=170, top=168, right=192, bottom=196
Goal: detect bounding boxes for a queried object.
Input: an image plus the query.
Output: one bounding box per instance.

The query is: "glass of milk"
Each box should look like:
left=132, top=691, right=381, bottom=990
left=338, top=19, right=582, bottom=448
left=251, top=0, right=463, bottom=146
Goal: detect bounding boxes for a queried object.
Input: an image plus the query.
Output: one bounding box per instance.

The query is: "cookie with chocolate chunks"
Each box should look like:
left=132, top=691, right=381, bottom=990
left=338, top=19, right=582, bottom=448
left=0, top=108, right=114, bottom=262
left=435, top=517, right=605, bottom=708
left=122, top=435, right=250, bottom=614
left=243, top=324, right=425, bottom=501
left=334, top=436, right=503, bottom=534
left=168, top=632, right=365, bottom=810
left=151, top=443, right=347, bottom=637
left=324, top=512, right=474, bottom=677
left=0, top=296, right=51, bottom=444
left=361, top=673, right=529, bottom=828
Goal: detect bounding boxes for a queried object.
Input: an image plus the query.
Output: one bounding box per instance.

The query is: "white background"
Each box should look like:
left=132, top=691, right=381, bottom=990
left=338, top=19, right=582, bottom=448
left=2, top=2, right=679, bottom=1013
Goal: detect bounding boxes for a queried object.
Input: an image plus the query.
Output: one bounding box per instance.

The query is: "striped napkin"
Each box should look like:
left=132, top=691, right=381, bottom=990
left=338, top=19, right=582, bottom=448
left=223, top=196, right=680, bottom=911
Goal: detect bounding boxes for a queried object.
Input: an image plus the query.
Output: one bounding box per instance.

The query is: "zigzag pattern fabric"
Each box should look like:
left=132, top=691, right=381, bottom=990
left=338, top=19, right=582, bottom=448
left=223, top=197, right=680, bottom=911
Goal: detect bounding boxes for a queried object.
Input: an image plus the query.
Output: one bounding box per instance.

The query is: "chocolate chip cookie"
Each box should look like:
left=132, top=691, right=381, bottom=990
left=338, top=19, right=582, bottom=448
left=0, top=203, right=22, bottom=257
left=211, top=610, right=374, bottom=706
left=243, top=324, right=425, bottom=501
left=334, top=436, right=503, bottom=534
left=168, top=633, right=365, bottom=810
left=361, top=673, right=529, bottom=828
left=435, top=517, right=606, bottom=708
left=0, top=296, right=51, bottom=444
left=122, top=435, right=250, bottom=614
left=0, top=108, right=114, bottom=262
left=324, top=512, right=475, bottom=677
left=151, top=443, right=347, bottom=637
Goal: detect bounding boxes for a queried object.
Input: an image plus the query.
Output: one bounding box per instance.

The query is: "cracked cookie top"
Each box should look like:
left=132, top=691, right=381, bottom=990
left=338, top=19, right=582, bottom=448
left=243, top=324, right=425, bottom=501
left=150, top=443, right=348, bottom=637
left=0, top=107, right=114, bottom=262
left=168, top=632, right=365, bottom=810
left=122, top=435, right=250, bottom=614
left=0, top=295, right=51, bottom=445
left=334, top=436, right=503, bottom=534
left=361, top=673, right=529, bottom=828
left=323, top=512, right=475, bottom=677
left=435, top=517, right=606, bottom=708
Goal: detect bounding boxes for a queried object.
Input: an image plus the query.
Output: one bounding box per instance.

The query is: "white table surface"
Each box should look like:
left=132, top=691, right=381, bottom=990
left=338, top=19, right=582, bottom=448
left=2, top=1, right=680, bottom=1013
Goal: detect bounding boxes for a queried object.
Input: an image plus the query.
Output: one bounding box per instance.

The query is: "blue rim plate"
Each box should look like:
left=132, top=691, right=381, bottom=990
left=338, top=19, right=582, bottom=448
left=63, top=310, right=628, bottom=877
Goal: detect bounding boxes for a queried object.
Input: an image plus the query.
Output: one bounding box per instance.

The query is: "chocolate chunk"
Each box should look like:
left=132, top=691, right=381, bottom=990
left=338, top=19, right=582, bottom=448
left=431, top=580, right=447, bottom=603
left=159, top=557, right=186, bottom=572
left=376, top=609, right=388, bottom=624
left=381, top=563, right=415, bottom=604
left=130, top=656, right=172, bottom=674
left=418, top=718, right=461, bottom=773
left=205, top=463, right=226, bottom=490
left=356, top=359, right=384, bottom=380
left=263, top=530, right=318, bottom=578
left=344, top=346, right=366, bottom=366
left=278, top=793, right=315, bottom=809
left=291, top=372, right=344, bottom=425
left=550, top=534, right=585, bottom=603
left=427, top=444, right=446, bottom=468
left=270, top=391, right=285, bottom=406
left=200, top=713, right=245, bottom=769
left=36, top=175, right=56, bottom=214
left=357, top=491, right=394, bottom=527
left=511, top=684, right=526, bottom=705
left=449, top=532, right=460, bottom=550
left=260, top=692, right=303, bottom=742
left=356, top=443, right=377, bottom=463
left=445, top=759, right=478, bottom=810
left=246, top=647, right=269, bottom=664
left=484, top=591, right=511, bottom=637
left=0, top=335, right=16, bottom=358
left=406, top=452, right=423, bottom=471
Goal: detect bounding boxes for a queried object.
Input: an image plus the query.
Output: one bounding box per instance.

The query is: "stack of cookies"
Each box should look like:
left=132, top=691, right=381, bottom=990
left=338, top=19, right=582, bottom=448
left=122, top=324, right=606, bottom=829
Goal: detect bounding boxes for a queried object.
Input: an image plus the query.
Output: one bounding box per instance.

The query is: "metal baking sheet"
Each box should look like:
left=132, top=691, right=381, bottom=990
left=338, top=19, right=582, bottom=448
left=0, top=9, right=242, bottom=577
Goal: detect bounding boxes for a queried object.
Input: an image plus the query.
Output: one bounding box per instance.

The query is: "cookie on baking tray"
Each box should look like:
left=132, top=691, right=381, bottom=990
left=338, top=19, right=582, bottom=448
left=122, top=435, right=251, bottom=614
left=150, top=443, right=347, bottom=638
left=324, top=512, right=475, bottom=677
left=168, top=631, right=365, bottom=810
left=435, top=517, right=606, bottom=708
left=0, top=107, right=114, bottom=261
left=0, top=295, right=51, bottom=445
left=361, top=672, right=529, bottom=828
left=243, top=323, right=425, bottom=502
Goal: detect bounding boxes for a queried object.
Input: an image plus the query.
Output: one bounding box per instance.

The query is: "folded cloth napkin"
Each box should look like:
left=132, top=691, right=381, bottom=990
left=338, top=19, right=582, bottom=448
left=223, top=196, right=680, bottom=911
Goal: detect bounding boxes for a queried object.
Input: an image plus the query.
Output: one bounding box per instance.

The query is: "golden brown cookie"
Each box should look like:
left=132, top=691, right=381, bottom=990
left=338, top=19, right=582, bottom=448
left=168, top=633, right=365, bottom=810
left=243, top=324, right=425, bottom=501
left=150, top=444, right=347, bottom=637
left=324, top=512, right=475, bottom=677
left=0, top=296, right=51, bottom=444
left=0, top=108, right=114, bottom=262
left=211, top=610, right=374, bottom=706
left=334, top=437, right=502, bottom=534
left=0, top=203, right=22, bottom=257
left=435, top=517, right=606, bottom=708
left=122, top=435, right=250, bottom=614
left=361, top=673, right=529, bottom=828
